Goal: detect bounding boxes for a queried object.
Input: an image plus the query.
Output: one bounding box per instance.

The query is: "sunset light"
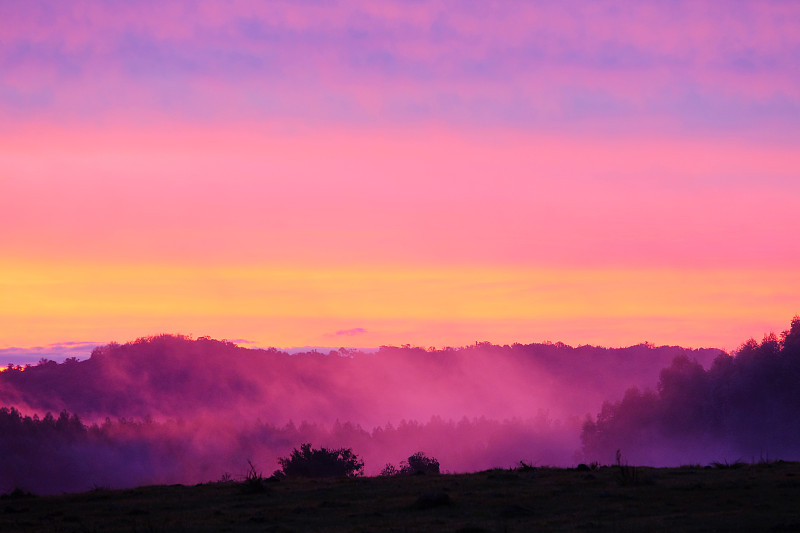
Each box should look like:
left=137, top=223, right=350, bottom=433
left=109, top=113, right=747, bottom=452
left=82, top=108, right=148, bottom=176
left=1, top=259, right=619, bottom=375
left=3, top=2, right=799, bottom=356
left=2, top=1, right=800, bottom=510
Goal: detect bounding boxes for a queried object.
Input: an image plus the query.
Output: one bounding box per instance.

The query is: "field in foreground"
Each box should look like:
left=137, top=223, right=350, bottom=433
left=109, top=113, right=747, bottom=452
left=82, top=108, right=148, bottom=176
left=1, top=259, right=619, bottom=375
left=3, top=462, right=800, bottom=532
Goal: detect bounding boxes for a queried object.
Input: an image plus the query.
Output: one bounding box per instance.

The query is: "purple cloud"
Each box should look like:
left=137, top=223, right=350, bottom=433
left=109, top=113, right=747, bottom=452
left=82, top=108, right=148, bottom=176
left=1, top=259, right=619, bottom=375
left=0, top=341, right=99, bottom=366
left=1, top=1, right=798, bottom=133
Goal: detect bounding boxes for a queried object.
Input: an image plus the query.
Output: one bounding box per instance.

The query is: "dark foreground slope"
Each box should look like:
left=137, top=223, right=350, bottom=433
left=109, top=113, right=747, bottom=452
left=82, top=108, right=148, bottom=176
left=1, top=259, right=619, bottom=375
left=3, top=463, right=800, bottom=532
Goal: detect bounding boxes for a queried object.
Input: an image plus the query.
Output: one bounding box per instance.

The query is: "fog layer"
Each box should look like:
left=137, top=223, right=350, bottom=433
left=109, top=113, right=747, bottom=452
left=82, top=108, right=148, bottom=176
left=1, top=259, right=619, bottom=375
left=0, top=334, right=724, bottom=493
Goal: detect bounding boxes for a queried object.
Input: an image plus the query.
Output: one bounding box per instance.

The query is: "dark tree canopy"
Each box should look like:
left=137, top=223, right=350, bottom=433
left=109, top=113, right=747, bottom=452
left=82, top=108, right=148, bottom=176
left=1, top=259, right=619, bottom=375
left=582, top=316, right=800, bottom=465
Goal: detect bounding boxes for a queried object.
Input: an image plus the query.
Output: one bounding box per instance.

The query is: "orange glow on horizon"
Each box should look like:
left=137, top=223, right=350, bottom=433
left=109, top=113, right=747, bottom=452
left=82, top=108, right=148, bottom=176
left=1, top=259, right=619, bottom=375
left=0, top=365, right=27, bottom=373
left=2, top=0, right=799, bottom=370
left=2, top=259, right=797, bottom=353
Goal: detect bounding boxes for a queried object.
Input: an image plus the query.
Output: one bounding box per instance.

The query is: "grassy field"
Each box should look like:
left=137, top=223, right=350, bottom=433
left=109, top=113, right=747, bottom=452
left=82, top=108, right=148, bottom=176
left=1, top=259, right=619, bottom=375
left=3, top=462, right=800, bottom=532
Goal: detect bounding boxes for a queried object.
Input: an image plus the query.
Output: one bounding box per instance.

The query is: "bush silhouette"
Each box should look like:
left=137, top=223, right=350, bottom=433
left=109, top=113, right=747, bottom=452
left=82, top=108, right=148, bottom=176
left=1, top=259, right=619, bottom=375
left=404, top=452, right=440, bottom=474
left=379, top=463, right=399, bottom=476
left=278, top=443, right=364, bottom=478
left=381, top=452, right=440, bottom=476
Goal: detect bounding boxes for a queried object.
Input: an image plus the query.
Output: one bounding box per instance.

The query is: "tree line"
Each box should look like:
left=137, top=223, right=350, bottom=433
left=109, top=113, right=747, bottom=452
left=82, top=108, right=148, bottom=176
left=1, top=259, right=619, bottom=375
left=581, top=317, right=800, bottom=465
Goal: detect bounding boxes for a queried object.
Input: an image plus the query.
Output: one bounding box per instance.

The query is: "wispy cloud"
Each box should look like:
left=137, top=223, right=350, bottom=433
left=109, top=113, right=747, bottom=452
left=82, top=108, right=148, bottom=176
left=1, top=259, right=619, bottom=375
left=229, top=338, right=257, bottom=345
left=334, top=328, right=367, bottom=337
left=2, top=1, right=798, bottom=131
left=0, top=341, right=99, bottom=366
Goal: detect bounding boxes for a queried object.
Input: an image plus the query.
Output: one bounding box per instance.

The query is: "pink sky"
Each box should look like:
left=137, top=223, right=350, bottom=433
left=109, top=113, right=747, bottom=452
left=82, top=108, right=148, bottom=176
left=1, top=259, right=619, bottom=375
left=2, top=1, right=799, bottom=355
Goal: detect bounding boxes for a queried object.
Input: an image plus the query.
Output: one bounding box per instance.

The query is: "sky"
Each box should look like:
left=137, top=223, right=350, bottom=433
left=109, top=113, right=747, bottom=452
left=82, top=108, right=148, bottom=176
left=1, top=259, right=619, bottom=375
left=2, top=0, right=799, bottom=358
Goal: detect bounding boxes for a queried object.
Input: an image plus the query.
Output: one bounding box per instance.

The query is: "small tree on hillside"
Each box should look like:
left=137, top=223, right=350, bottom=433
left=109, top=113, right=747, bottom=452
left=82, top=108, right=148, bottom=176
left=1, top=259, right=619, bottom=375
left=278, top=443, right=364, bottom=478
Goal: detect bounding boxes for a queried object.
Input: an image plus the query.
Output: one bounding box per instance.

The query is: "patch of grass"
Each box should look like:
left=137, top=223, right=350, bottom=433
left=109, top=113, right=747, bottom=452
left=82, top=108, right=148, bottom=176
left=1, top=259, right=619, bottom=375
left=0, top=488, right=36, bottom=500
left=709, top=459, right=747, bottom=469
left=240, top=460, right=267, bottom=494
left=517, top=460, right=536, bottom=472
left=614, top=449, right=653, bottom=486
left=412, top=492, right=451, bottom=510
left=3, top=463, right=800, bottom=532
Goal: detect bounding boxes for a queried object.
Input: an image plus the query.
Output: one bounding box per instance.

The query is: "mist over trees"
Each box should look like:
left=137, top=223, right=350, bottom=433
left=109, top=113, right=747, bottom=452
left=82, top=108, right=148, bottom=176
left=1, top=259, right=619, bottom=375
left=0, top=334, right=719, bottom=426
left=0, top=406, right=576, bottom=494
left=8, top=324, right=800, bottom=495
left=581, top=317, right=800, bottom=466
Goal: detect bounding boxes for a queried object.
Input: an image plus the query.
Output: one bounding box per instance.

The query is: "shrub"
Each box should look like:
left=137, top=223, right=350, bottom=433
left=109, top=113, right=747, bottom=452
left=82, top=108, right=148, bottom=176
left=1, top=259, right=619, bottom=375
left=404, top=452, right=440, bottom=475
left=278, top=443, right=364, bottom=478
left=382, top=452, right=440, bottom=476
left=379, top=463, right=399, bottom=477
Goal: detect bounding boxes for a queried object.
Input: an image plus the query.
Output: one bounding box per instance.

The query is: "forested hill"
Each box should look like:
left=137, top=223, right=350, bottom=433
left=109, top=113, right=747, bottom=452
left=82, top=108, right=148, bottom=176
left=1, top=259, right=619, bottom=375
left=0, top=335, right=721, bottom=426
left=6, top=323, right=800, bottom=494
